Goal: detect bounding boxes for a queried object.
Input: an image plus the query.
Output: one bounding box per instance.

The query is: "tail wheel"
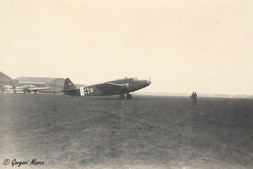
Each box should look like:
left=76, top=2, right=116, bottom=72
left=119, top=94, right=125, bottom=99
left=126, top=94, right=132, bottom=99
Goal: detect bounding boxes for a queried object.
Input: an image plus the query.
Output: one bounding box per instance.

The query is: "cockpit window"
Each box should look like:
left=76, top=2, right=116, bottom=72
left=133, top=78, right=137, bottom=81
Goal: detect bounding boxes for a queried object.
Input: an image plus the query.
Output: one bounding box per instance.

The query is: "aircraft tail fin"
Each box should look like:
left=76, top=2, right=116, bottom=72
left=64, top=78, right=77, bottom=91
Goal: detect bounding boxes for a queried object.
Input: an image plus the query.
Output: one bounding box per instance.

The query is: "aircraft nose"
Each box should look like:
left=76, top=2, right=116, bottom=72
left=147, top=77, right=152, bottom=84
left=144, top=80, right=151, bottom=86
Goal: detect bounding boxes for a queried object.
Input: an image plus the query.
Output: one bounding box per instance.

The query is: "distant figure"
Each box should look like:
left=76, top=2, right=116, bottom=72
left=194, top=92, right=197, bottom=104
left=190, top=92, right=194, bottom=104
left=190, top=92, right=197, bottom=105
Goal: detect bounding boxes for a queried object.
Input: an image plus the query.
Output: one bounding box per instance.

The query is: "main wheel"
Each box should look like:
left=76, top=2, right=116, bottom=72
left=119, top=94, right=125, bottom=99
left=126, top=94, right=132, bottom=99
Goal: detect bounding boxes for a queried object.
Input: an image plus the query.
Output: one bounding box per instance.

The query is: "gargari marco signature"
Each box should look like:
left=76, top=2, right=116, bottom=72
left=3, top=159, right=44, bottom=167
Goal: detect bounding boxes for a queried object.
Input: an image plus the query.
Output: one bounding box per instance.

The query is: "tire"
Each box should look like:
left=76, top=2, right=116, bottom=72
left=126, top=94, right=132, bottom=99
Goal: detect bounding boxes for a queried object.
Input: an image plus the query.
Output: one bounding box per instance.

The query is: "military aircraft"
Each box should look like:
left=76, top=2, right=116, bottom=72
left=63, top=77, right=151, bottom=99
left=2, top=84, right=27, bottom=93
left=2, top=84, right=50, bottom=94
left=2, top=84, right=16, bottom=93
left=22, top=84, right=50, bottom=94
left=2, top=79, right=65, bottom=94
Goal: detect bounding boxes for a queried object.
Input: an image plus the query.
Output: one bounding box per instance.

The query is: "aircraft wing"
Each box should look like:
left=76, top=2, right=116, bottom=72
left=26, top=87, right=50, bottom=92
left=90, top=82, right=129, bottom=95
left=36, top=87, right=50, bottom=91
left=106, top=83, right=129, bottom=88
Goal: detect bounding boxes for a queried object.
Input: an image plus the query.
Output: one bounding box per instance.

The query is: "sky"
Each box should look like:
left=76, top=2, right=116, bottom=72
left=0, top=0, right=253, bottom=95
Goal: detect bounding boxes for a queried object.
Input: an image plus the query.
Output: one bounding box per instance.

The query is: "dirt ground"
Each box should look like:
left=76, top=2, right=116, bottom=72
left=0, top=94, right=252, bottom=169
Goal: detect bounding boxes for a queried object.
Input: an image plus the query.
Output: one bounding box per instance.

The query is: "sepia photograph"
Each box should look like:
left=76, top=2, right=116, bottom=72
left=0, top=0, right=252, bottom=168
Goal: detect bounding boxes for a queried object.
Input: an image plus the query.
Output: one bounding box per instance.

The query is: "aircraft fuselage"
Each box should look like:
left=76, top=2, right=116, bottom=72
left=63, top=77, right=151, bottom=98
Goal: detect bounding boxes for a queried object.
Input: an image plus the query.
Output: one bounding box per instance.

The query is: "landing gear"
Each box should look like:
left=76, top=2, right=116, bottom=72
left=126, top=94, right=132, bottom=99
left=119, top=93, right=132, bottom=99
left=119, top=94, right=125, bottom=99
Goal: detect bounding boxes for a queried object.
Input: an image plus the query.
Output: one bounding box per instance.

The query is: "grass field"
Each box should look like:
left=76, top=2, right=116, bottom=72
left=0, top=94, right=252, bottom=169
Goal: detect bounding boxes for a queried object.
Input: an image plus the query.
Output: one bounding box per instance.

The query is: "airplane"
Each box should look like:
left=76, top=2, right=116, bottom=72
left=63, top=77, right=151, bottom=99
left=21, top=79, right=66, bottom=94
left=2, top=79, right=64, bottom=94
left=3, top=84, right=13, bottom=90
left=2, top=84, right=23, bottom=93
left=22, top=84, right=50, bottom=94
left=2, top=84, right=50, bottom=94
left=2, top=84, right=16, bottom=93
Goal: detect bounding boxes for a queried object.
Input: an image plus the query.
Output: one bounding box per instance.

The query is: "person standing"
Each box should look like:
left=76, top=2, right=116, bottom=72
left=190, top=92, right=194, bottom=104
left=190, top=92, right=198, bottom=105
left=194, top=92, right=197, bottom=104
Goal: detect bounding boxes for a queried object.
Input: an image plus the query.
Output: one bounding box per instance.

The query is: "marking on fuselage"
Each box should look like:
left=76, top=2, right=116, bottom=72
left=80, top=87, right=84, bottom=96
left=81, top=87, right=94, bottom=96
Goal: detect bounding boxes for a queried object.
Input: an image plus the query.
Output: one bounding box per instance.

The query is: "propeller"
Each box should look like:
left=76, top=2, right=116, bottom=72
left=148, top=76, right=152, bottom=84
